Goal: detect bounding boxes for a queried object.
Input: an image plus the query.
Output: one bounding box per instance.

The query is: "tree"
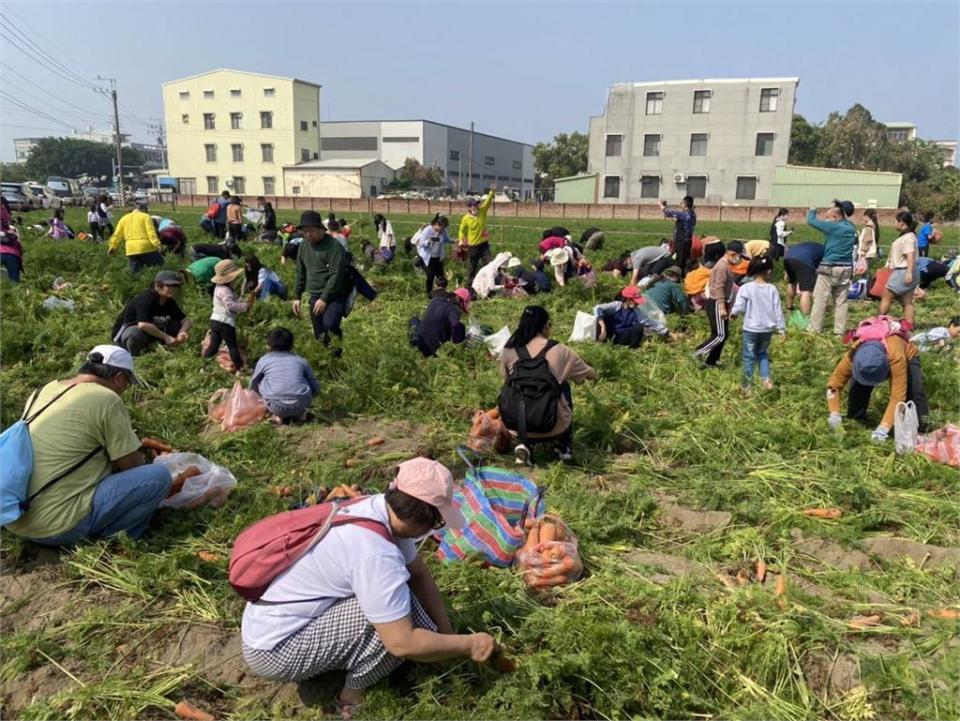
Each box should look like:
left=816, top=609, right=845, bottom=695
left=386, top=157, right=444, bottom=190
left=0, top=163, right=30, bottom=182
left=22, top=137, right=144, bottom=181
left=813, top=104, right=891, bottom=171
left=532, top=132, right=588, bottom=188
left=787, top=114, right=821, bottom=165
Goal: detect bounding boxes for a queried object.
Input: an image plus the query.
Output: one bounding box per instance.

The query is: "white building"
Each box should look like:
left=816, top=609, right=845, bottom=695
left=12, top=128, right=130, bottom=164
left=319, top=120, right=535, bottom=198
left=282, top=159, right=394, bottom=199
left=883, top=122, right=917, bottom=143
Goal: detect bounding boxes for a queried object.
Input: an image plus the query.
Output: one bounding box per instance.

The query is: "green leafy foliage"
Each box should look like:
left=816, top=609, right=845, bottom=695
left=532, top=132, right=589, bottom=188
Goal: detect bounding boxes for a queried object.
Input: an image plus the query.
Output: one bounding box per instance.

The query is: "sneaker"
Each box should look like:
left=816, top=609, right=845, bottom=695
left=761, top=378, right=775, bottom=390
left=514, top=444, right=531, bottom=466
left=556, top=447, right=574, bottom=464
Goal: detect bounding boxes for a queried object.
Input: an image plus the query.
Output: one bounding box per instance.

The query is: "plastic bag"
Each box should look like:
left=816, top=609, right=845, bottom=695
left=894, top=401, right=919, bottom=455
left=916, top=424, right=960, bottom=467
left=568, top=311, right=597, bottom=343
left=154, top=452, right=237, bottom=509
left=483, top=326, right=512, bottom=358
left=208, top=381, right=267, bottom=432
left=847, top=279, right=868, bottom=300
left=41, top=296, right=75, bottom=311
left=514, top=514, right=584, bottom=590
left=201, top=331, right=247, bottom=373
left=788, top=309, right=809, bottom=331
left=576, top=270, right=598, bottom=288
left=467, top=409, right=512, bottom=454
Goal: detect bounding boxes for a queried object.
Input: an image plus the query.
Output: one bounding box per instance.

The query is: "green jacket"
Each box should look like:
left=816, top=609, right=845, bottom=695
left=294, top=237, right=352, bottom=301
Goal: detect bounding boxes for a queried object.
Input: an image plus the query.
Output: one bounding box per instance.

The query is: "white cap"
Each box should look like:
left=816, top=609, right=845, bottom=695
left=87, top=344, right=142, bottom=385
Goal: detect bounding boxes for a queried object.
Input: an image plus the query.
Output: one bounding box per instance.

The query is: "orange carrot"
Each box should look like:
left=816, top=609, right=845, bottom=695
left=539, top=555, right=576, bottom=578
left=539, top=523, right=559, bottom=543
left=141, top=437, right=174, bottom=453
left=367, top=437, right=385, bottom=447
left=174, top=701, right=215, bottom=721
left=487, top=408, right=500, bottom=420
left=802, top=508, right=843, bottom=519
left=774, top=574, right=787, bottom=596
left=928, top=608, right=960, bottom=620
left=756, top=559, right=767, bottom=584
left=900, top=611, right=920, bottom=627
left=344, top=458, right=358, bottom=468
left=197, top=551, right=220, bottom=563
left=735, top=570, right=749, bottom=586
left=849, top=614, right=882, bottom=629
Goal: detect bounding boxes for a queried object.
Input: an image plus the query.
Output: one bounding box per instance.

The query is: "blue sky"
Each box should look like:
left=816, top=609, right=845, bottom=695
left=1, top=0, right=957, bottom=163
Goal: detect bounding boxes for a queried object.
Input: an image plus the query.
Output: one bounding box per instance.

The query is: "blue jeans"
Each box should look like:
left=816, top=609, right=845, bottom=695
left=29, top=464, right=172, bottom=546
left=741, top=330, right=773, bottom=386
left=260, top=277, right=288, bottom=300
left=1, top=252, right=21, bottom=282
left=128, top=251, right=164, bottom=274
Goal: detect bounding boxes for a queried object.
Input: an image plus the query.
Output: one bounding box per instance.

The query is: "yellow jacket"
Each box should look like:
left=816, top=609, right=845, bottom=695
left=108, top=210, right=161, bottom=256
left=457, top=190, right=494, bottom=246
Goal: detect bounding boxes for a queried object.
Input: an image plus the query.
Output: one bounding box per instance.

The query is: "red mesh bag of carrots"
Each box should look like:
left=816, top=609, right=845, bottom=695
left=514, top=514, right=584, bottom=589
left=467, top=408, right=512, bottom=454
left=208, top=381, right=267, bottom=432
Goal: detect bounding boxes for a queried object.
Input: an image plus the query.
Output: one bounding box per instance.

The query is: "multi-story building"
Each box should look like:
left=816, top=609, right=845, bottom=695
left=12, top=128, right=131, bottom=164
left=319, top=120, right=535, bottom=198
left=883, top=122, right=917, bottom=143
left=588, top=77, right=799, bottom=205
left=162, top=68, right=321, bottom=196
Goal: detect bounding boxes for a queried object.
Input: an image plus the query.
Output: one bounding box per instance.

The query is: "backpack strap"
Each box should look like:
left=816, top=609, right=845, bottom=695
left=21, top=444, right=103, bottom=512
left=23, top=383, right=76, bottom=424
left=535, top=339, right=558, bottom=360
left=515, top=344, right=531, bottom=361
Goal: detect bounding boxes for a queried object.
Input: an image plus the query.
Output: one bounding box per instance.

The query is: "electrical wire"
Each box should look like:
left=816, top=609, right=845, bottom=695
left=0, top=60, right=106, bottom=117
left=0, top=9, right=101, bottom=90
left=0, top=90, right=76, bottom=131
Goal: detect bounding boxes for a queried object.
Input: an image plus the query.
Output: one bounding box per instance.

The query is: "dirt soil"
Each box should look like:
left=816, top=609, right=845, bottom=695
left=654, top=492, right=732, bottom=534
left=801, top=651, right=862, bottom=700
left=622, top=550, right=711, bottom=584
left=790, top=529, right=872, bottom=572
left=861, top=537, right=960, bottom=571
left=295, top=416, right=434, bottom=462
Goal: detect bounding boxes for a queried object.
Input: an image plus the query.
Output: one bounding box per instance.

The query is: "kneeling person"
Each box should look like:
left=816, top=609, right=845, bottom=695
left=112, top=270, right=191, bottom=355
left=409, top=277, right=468, bottom=357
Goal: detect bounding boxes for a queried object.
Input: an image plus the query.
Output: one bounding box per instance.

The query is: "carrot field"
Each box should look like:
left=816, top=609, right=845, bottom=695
left=1, top=204, right=958, bottom=721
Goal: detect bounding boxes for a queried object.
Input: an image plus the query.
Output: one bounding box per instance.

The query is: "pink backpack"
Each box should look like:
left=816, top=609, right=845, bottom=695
left=844, top=315, right=912, bottom=346
left=228, top=498, right=391, bottom=602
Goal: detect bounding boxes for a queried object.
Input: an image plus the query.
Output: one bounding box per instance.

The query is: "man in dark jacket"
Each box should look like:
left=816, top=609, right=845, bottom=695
left=409, top=278, right=467, bottom=357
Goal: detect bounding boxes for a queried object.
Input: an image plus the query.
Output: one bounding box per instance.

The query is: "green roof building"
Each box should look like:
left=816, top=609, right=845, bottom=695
left=554, top=173, right=598, bottom=203
left=770, top=165, right=902, bottom=209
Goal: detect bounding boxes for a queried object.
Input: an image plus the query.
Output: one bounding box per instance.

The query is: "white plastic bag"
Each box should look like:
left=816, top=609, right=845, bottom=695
left=568, top=311, right=597, bottom=343
left=894, top=401, right=919, bottom=455
left=483, top=326, right=512, bottom=358
left=154, top=452, right=238, bottom=509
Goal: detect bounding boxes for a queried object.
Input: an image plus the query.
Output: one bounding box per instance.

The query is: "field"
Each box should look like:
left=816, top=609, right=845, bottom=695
left=1, top=205, right=958, bottom=721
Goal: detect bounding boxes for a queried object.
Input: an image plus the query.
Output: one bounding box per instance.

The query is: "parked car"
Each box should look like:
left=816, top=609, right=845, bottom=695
left=2, top=190, right=33, bottom=212
left=28, top=184, right=61, bottom=209
left=1, top=183, right=37, bottom=210
left=46, top=177, right=81, bottom=206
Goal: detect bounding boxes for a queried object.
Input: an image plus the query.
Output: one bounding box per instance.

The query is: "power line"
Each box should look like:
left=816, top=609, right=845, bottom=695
left=0, top=28, right=100, bottom=93
left=0, top=90, right=77, bottom=131
left=0, top=63, right=110, bottom=123
left=0, top=9, right=100, bottom=90
left=0, top=59, right=107, bottom=116
left=0, top=2, right=100, bottom=81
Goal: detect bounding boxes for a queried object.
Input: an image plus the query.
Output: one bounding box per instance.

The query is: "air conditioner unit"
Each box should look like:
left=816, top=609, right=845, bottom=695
left=673, top=173, right=686, bottom=183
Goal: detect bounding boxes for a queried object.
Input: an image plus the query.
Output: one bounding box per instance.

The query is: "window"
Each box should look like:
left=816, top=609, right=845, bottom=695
left=230, top=89, right=241, bottom=98
left=203, top=90, right=214, bottom=100
left=321, top=136, right=378, bottom=151
left=383, top=136, right=420, bottom=143
left=230, top=112, right=242, bottom=130
left=178, top=178, right=196, bottom=195
left=512, top=160, right=522, bottom=170
left=300, top=120, right=308, bottom=132
left=260, top=111, right=273, bottom=129
left=261, top=143, right=274, bottom=162
left=693, top=90, right=711, bottom=113
left=605, top=134, right=623, bottom=157
left=689, top=133, right=709, bottom=156
left=510, top=177, right=521, bottom=183
left=640, top=175, right=660, bottom=199
left=736, top=176, right=757, bottom=200
left=204, top=144, right=217, bottom=162
left=181, top=114, right=189, bottom=125
left=231, top=144, right=244, bottom=162
left=262, top=177, right=275, bottom=195
left=484, top=156, right=495, bottom=166
left=888, top=129, right=910, bottom=143
left=497, top=175, right=509, bottom=181
left=646, top=91, right=663, bottom=115
left=686, top=176, right=707, bottom=199
left=643, top=134, right=661, bottom=157
left=206, top=176, right=218, bottom=193
left=603, top=176, right=620, bottom=198
left=203, top=113, right=215, bottom=130
left=449, top=150, right=460, bottom=161
left=482, top=174, right=495, bottom=180
left=755, top=132, right=775, bottom=156
left=760, top=88, right=779, bottom=112
left=178, top=91, right=190, bottom=101
left=301, top=148, right=310, bottom=162
left=312, top=120, right=317, bottom=127
left=232, top=177, right=245, bottom=194
left=313, top=152, right=319, bottom=159
left=263, top=87, right=275, bottom=97
left=291, top=186, right=301, bottom=195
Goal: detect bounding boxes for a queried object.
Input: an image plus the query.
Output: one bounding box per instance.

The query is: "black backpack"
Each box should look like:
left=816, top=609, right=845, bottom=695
left=498, top=340, right=561, bottom=441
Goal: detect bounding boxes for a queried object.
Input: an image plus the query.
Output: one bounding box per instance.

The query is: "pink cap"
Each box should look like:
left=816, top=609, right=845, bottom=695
left=621, top=285, right=642, bottom=301
left=453, top=287, right=470, bottom=312
left=390, top=458, right=465, bottom=530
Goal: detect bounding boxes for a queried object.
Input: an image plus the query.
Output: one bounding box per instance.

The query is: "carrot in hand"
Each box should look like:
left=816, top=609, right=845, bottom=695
left=141, top=437, right=174, bottom=453
left=802, top=508, right=843, bottom=519
left=174, top=701, right=215, bottom=721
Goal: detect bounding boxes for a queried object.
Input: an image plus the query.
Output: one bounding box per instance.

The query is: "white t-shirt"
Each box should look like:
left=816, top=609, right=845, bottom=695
left=377, top=221, right=395, bottom=249
left=241, top=495, right=418, bottom=650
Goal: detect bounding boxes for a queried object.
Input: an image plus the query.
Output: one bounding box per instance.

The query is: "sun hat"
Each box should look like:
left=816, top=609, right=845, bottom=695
left=87, top=344, right=141, bottom=385
left=852, top=341, right=890, bottom=386
left=390, top=458, right=465, bottom=530
left=663, top=265, right=682, bottom=279
left=621, top=285, right=642, bottom=301
left=211, top=259, right=245, bottom=285
left=505, top=256, right=522, bottom=269
left=153, top=270, right=183, bottom=286
left=296, top=210, right=326, bottom=229
left=453, top=287, right=471, bottom=313
left=547, top=247, right=570, bottom=266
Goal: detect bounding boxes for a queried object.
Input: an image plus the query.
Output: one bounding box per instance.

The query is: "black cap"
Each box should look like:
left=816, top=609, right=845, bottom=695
left=833, top=199, right=855, bottom=217
left=297, top=210, right=326, bottom=230
left=726, top=240, right=747, bottom=257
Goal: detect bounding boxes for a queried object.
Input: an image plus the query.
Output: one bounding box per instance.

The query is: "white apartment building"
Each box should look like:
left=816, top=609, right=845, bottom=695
left=162, top=68, right=321, bottom=196
left=319, top=120, right=535, bottom=198
left=588, top=78, right=799, bottom=205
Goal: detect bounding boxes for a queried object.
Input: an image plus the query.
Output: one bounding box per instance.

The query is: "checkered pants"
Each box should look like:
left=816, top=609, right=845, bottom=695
left=242, top=594, right=436, bottom=689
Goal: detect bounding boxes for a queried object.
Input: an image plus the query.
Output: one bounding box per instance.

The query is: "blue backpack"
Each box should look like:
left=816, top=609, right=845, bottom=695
left=0, top=384, right=101, bottom=526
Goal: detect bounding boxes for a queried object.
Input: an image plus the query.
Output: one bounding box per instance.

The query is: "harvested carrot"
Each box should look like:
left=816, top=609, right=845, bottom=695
left=270, top=485, right=294, bottom=497
left=774, top=574, right=787, bottom=596
left=521, top=522, right=540, bottom=552
left=367, top=437, right=385, bottom=447
left=928, top=608, right=960, bottom=620
left=344, top=458, right=358, bottom=468
left=141, top=437, right=174, bottom=453
left=487, top=408, right=500, bottom=420
left=735, top=570, right=749, bottom=586
left=802, top=508, right=842, bottom=519
left=197, top=551, right=220, bottom=563
left=900, top=611, right=920, bottom=627
left=174, top=701, right=215, bottom=721
left=756, top=559, right=767, bottom=584
left=849, top=614, right=882, bottom=629
left=539, top=523, right=559, bottom=543
left=531, top=575, right=570, bottom=588
left=167, top=466, right=202, bottom=498
left=539, top=555, right=576, bottom=578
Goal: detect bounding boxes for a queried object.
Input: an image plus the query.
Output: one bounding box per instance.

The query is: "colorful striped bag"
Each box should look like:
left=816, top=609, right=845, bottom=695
left=436, top=448, right=545, bottom=567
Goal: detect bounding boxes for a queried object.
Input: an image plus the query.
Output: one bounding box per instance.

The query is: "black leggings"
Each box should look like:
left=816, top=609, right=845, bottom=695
left=847, top=357, right=930, bottom=432
left=203, top=320, right=243, bottom=370
left=466, top=242, right=492, bottom=285
left=425, top=258, right=444, bottom=296
left=695, top=299, right=729, bottom=366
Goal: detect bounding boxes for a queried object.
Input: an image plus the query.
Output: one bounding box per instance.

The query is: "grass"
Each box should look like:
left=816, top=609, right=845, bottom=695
left=1, top=204, right=958, bottom=720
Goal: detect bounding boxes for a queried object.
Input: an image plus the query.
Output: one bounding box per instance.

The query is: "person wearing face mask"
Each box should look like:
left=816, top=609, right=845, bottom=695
left=240, top=458, right=497, bottom=718
left=4, top=346, right=172, bottom=545
left=807, top=200, right=858, bottom=335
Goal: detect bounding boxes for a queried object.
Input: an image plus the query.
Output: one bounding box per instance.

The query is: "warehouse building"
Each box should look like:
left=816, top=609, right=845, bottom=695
left=770, top=165, right=902, bottom=209
left=282, top=159, right=394, bottom=199
left=587, top=77, right=800, bottom=206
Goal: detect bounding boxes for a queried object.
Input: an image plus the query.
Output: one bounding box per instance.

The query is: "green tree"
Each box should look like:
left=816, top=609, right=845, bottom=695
left=0, top=163, right=30, bottom=182
left=22, top=137, right=144, bottom=181
left=787, top=114, right=821, bottom=165
left=532, top=132, right=588, bottom=188
left=813, top=104, right=890, bottom=170
left=387, top=158, right=444, bottom=190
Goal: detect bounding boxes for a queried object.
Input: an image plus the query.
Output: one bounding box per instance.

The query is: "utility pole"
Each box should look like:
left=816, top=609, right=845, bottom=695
left=467, top=121, right=474, bottom=194
left=97, top=76, right=124, bottom=204
left=149, top=119, right=167, bottom=169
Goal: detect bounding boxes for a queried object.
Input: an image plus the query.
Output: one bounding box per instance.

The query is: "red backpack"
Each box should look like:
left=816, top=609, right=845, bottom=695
left=843, top=315, right=912, bottom=346
left=205, top=201, right=220, bottom=220
left=228, top=498, right=391, bottom=602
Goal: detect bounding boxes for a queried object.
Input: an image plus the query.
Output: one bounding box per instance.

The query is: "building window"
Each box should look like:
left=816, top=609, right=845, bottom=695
left=231, top=144, right=244, bottom=162
left=230, top=89, right=241, bottom=98
left=204, top=144, right=217, bottom=162
left=203, top=113, right=215, bottom=130
left=510, top=176, right=521, bottom=182
left=755, top=132, right=775, bottom=156
left=312, top=120, right=317, bottom=127
left=646, top=91, right=663, bottom=115
left=603, top=176, right=620, bottom=198
left=690, top=133, right=708, bottom=156
left=230, top=112, right=242, bottom=130
left=640, top=175, right=660, bottom=199
left=512, top=160, right=522, bottom=170
left=383, top=136, right=420, bottom=143
left=686, top=176, right=707, bottom=199
left=181, top=114, right=189, bottom=125
left=484, top=156, right=495, bottom=166
left=482, top=174, right=495, bottom=180
left=760, top=88, right=779, bottom=112
left=262, top=177, right=275, bottom=195
left=449, top=150, right=460, bottom=161
left=888, top=129, right=910, bottom=143
left=643, top=134, right=661, bottom=157
left=263, top=87, right=275, bottom=97
left=261, top=143, right=274, bottom=162
left=300, top=120, right=308, bottom=132
left=232, top=177, right=245, bottom=194
left=178, top=91, right=190, bottom=101
left=260, top=111, right=273, bottom=129
left=313, top=152, right=319, bottom=159
left=206, top=176, right=218, bottom=193
left=203, top=90, right=214, bottom=100
left=605, top=134, right=623, bottom=157
left=736, top=176, right=757, bottom=200
left=321, top=136, right=378, bottom=151
left=693, top=90, right=711, bottom=114
left=301, top=148, right=310, bottom=162
left=177, top=178, right=196, bottom=195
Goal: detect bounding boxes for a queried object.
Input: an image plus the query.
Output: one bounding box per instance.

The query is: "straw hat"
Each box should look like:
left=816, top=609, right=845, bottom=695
left=211, top=259, right=245, bottom=284
left=547, top=247, right=570, bottom=267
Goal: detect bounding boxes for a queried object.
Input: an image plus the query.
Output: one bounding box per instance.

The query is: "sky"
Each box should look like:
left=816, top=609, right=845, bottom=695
left=1, top=0, right=958, bottom=164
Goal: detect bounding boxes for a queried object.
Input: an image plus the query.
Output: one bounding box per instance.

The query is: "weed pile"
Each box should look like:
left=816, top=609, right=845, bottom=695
left=1, top=206, right=958, bottom=720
